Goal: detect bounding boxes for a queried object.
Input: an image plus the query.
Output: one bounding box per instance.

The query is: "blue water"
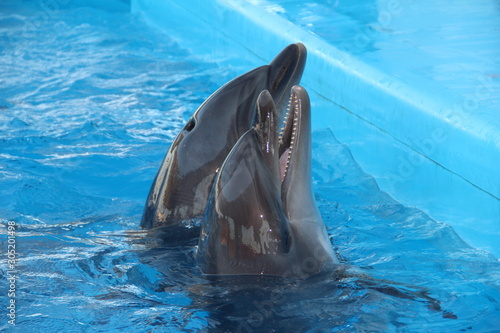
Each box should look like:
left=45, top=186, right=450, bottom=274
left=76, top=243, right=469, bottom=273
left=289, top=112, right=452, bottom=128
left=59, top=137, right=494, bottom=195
left=1, top=1, right=500, bottom=332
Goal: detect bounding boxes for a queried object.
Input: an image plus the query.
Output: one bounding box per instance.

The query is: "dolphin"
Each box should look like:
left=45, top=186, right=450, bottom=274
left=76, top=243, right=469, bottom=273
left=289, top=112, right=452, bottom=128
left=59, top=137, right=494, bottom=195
left=196, top=86, right=339, bottom=277
left=141, top=43, right=307, bottom=229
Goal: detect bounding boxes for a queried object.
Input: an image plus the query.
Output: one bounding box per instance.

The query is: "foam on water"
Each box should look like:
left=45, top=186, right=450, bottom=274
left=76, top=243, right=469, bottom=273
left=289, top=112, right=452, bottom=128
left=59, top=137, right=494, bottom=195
left=1, top=1, right=499, bottom=332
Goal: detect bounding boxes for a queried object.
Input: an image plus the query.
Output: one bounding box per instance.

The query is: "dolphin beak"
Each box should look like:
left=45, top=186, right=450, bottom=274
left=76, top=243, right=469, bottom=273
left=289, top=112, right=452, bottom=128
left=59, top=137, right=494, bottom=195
left=267, top=43, right=307, bottom=115
left=255, top=90, right=281, bottom=183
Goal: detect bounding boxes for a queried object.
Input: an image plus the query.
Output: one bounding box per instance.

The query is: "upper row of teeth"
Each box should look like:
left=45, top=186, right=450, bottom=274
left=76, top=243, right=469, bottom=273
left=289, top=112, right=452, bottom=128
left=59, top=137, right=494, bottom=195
left=279, top=93, right=299, bottom=179
left=278, top=94, right=294, bottom=143
left=278, top=107, right=289, bottom=144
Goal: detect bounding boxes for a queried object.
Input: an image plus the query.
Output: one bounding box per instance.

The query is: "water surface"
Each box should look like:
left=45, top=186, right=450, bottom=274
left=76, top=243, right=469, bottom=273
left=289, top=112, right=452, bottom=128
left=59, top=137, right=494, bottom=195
left=1, top=1, right=499, bottom=332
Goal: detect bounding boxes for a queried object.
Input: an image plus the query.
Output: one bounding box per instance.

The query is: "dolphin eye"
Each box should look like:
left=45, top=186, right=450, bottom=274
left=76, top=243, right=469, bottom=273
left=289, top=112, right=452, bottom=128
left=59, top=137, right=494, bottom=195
left=185, top=118, right=196, bottom=132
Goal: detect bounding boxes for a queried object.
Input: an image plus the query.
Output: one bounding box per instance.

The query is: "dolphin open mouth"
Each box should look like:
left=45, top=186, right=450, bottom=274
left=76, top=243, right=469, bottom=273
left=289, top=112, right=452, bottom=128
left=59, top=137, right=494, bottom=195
left=278, top=87, right=301, bottom=182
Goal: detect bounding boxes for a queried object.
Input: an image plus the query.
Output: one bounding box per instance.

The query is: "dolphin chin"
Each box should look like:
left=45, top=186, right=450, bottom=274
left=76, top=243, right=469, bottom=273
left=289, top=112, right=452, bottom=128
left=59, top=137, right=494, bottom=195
left=196, top=86, right=339, bottom=277
left=141, top=44, right=307, bottom=229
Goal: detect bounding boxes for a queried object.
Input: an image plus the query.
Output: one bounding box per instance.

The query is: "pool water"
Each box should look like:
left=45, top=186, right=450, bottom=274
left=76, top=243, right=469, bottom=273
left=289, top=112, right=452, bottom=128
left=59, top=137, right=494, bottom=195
left=1, top=1, right=500, bottom=332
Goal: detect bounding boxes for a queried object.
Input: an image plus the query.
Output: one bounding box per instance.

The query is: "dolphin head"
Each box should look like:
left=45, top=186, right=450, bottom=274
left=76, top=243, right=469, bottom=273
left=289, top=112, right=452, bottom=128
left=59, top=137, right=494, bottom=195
left=141, top=44, right=307, bottom=229
left=196, top=86, right=338, bottom=277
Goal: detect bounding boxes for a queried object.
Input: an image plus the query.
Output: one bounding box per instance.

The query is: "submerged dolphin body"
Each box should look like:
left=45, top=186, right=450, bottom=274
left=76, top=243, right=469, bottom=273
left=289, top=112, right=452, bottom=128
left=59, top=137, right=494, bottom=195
left=196, top=86, right=339, bottom=277
left=141, top=44, right=307, bottom=229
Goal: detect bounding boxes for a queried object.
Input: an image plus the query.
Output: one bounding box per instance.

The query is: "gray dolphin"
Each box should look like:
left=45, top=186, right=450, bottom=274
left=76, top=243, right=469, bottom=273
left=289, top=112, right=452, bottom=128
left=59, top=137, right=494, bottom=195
left=196, top=86, right=339, bottom=277
left=141, top=43, right=307, bottom=229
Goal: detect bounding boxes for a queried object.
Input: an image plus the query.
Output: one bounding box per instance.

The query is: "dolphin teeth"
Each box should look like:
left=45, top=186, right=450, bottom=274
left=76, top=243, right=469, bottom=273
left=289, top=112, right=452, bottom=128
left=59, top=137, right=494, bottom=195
left=278, top=94, right=294, bottom=145
left=281, top=91, right=300, bottom=182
